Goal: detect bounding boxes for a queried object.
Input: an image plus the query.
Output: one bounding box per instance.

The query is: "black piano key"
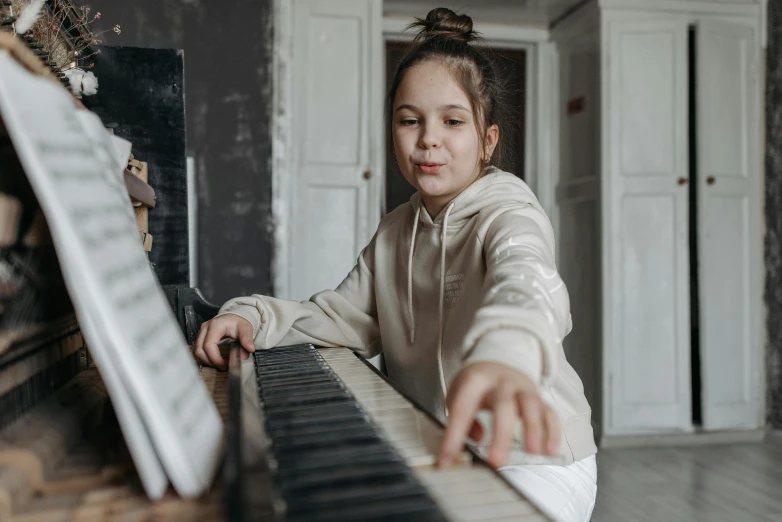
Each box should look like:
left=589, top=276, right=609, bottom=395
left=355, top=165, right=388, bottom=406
left=265, top=404, right=365, bottom=427
left=262, top=391, right=353, bottom=410
left=263, top=403, right=364, bottom=426
left=253, top=344, right=447, bottom=521
left=272, top=444, right=397, bottom=474
left=271, top=426, right=382, bottom=452
left=261, top=381, right=344, bottom=398
left=275, top=449, right=402, bottom=479
left=287, top=494, right=447, bottom=522
left=286, top=477, right=425, bottom=508
left=266, top=416, right=368, bottom=439
left=278, top=462, right=411, bottom=493
left=261, top=399, right=359, bottom=417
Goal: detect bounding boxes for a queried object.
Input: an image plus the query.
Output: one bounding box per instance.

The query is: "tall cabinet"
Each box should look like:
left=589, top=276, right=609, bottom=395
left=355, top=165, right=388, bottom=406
left=555, top=0, right=765, bottom=440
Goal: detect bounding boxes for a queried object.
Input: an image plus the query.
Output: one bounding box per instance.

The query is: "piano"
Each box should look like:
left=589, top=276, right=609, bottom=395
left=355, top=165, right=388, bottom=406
left=226, top=343, right=551, bottom=522
left=0, top=8, right=552, bottom=521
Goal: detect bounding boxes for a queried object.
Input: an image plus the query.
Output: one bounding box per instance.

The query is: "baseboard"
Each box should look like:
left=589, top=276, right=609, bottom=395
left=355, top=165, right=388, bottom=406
left=600, top=429, right=766, bottom=449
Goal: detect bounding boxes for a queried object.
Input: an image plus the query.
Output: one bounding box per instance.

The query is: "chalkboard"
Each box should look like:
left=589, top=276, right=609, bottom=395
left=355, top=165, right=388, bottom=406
left=81, top=45, right=189, bottom=286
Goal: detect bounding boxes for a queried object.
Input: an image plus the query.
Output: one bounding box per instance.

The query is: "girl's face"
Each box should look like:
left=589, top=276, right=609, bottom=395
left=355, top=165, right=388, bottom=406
left=392, top=60, right=498, bottom=217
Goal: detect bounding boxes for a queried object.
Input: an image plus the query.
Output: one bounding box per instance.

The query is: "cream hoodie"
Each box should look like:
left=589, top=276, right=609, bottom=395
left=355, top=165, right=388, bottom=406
left=219, top=168, right=597, bottom=465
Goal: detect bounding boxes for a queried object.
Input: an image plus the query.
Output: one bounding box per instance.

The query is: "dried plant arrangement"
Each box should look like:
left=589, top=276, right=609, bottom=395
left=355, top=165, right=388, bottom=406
left=0, top=0, right=120, bottom=97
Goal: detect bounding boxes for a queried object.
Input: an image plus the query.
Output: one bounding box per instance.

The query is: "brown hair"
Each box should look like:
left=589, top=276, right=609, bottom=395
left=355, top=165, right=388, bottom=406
left=386, top=7, right=511, bottom=170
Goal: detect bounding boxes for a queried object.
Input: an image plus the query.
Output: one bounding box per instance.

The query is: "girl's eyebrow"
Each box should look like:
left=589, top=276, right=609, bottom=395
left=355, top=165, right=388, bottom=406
left=394, top=103, right=471, bottom=112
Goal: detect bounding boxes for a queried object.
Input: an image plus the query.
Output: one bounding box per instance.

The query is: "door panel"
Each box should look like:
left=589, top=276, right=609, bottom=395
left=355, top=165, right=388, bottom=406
left=697, top=20, right=760, bottom=430
left=290, top=0, right=381, bottom=301
left=606, top=19, right=692, bottom=434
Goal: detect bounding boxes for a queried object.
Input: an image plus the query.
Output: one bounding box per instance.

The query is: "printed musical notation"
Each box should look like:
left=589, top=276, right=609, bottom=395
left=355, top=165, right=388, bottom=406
left=0, top=50, right=223, bottom=500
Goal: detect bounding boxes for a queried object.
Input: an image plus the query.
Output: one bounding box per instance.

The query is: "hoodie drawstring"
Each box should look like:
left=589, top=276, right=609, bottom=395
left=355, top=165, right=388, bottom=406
left=407, top=201, right=454, bottom=403
left=407, top=205, right=421, bottom=344
left=437, top=202, right=455, bottom=400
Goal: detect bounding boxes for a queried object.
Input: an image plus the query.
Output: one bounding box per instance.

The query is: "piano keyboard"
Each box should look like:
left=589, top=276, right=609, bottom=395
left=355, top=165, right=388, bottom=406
left=255, top=345, right=447, bottom=522
left=233, top=344, right=550, bottom=522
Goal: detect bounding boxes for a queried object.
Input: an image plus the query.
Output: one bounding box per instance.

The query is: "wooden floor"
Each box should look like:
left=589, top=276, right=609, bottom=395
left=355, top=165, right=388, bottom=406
left=592, top=440, right=782, bottom=522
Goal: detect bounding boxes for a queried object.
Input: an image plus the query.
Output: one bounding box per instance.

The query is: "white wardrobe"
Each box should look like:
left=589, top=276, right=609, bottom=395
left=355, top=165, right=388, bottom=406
left=555, top=0, right=765, bottom=440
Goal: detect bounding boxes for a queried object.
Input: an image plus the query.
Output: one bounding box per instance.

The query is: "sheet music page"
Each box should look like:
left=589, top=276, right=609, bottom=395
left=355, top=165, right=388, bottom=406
left=0, top=51, right=223, bottom=498
left=108, top=133, right=133, bottom=175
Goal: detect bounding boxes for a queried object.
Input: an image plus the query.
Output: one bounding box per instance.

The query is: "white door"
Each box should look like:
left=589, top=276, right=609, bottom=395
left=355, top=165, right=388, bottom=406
left=289, top=0, right=382, bottom=301
left=604, top=19, right=693, bottom=434
left=696, top=20, right=761, bottom=430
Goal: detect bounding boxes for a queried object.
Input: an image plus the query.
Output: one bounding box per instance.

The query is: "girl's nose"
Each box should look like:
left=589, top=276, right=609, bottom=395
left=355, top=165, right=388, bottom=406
left=418, top=124, right=441, bottom=149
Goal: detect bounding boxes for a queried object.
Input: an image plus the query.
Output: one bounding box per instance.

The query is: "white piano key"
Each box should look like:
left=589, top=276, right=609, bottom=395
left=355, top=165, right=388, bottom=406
left=316, top=347, right=551, bottom=521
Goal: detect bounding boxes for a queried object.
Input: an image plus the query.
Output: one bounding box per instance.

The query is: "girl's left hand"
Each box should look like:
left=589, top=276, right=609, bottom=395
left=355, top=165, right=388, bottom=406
left=437, top=362, right=560, bottom=469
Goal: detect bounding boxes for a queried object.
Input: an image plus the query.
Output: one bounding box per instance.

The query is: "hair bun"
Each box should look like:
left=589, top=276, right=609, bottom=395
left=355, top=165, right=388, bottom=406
left=412, top=7, right=476, bottom=43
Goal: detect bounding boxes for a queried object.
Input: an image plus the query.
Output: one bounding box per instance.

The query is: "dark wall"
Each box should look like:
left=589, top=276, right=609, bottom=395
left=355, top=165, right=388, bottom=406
left=767, top=0, right=782, bottom=428
left=86, top=0, right=274, bottom=304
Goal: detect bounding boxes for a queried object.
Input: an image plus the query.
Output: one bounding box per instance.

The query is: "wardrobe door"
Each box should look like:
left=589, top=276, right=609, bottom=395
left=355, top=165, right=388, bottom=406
left=696, top=20, right=762, bottom=430
left=604, top=18, right=692, bottom=434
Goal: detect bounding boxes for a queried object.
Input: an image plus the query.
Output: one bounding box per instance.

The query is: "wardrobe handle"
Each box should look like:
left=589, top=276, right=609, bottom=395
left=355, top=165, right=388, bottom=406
left=677, top=177, right=688, bottom=185
left=707, top=176, right=716, bottom=185
left=363, top=170, right=372, bottom=180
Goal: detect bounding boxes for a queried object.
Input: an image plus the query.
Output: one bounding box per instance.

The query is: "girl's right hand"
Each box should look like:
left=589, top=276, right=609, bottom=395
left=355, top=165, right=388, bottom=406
left=193, top=314, right=256, bottom=370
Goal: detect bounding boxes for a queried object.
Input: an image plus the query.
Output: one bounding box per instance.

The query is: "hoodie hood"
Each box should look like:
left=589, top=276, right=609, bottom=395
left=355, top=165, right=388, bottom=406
left=409, top=167, right=546, bottom=227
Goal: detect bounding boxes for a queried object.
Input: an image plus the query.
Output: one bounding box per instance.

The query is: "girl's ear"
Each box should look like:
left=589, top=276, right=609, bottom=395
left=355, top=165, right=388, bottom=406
left=483, top=124, right=499, bottom=162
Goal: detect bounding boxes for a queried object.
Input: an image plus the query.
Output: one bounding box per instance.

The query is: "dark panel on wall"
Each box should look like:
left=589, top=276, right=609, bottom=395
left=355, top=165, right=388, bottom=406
left=82, top=46, right=188, bottom=286
left=85, top=0, right=274, bottom=304
left=766, top=0, right=782, bottom=428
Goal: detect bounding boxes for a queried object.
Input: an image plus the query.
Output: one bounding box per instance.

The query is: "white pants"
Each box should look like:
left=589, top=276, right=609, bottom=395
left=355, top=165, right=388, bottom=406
left=499, top=455, right=597, bottom=522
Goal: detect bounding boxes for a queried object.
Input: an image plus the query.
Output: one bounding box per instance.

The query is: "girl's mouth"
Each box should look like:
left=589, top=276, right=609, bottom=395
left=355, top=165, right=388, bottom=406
left=417, top=162, right=444, bottom=174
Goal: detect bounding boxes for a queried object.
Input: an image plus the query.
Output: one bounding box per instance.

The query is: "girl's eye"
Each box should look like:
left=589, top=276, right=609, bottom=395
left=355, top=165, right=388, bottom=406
left=400, top=119, right=418, bottom=126
left=446, top=119, right=464, bottom=126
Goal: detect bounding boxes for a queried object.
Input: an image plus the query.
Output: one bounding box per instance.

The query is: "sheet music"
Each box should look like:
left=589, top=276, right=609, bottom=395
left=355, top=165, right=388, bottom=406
left=0, top=51, right=223, bottom=498
left=108, top=132, right=133, bottom=176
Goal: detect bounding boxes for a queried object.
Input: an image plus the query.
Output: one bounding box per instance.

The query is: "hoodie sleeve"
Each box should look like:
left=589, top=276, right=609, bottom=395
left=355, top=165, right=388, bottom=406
left=216, top=239, right=381, bottom=359
left=462, top=204, right=571, bottom=386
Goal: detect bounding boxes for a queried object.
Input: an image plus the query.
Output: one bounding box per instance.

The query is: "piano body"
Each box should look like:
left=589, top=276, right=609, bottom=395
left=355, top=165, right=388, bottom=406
left=0, top=6, right=552, bottom=521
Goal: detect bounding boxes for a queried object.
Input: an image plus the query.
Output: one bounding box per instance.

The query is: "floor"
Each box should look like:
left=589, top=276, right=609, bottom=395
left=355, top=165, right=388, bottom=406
left=592, top=440, right=782, bottom=522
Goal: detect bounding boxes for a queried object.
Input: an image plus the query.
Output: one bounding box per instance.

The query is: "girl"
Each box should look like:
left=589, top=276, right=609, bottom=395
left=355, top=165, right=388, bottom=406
left=195, top=8, right=597, bottom=521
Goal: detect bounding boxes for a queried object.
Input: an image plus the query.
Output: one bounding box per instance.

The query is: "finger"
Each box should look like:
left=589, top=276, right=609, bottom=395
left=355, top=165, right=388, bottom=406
left=240, top=349, right=250, bottom=361
left=543, top=405, right=561, bottom=456
left=519, top=394, right=543, bottom=454
left=236, top=320, right=256, bottom=353
left=203, top=321, right=228, bottom=370
left=193, top=322, right=210, bottom=364
left=438, top=378, right=487, bottom=467
left=488, top=388, right=516, bottom=468
left=468, top=419, right=484, bottom=443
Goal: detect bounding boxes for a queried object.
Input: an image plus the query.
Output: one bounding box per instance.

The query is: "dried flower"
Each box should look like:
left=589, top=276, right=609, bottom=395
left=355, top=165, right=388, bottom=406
left=95, top=13, right=101, bottom=20
left=113, top=24, right=121, bottom=35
